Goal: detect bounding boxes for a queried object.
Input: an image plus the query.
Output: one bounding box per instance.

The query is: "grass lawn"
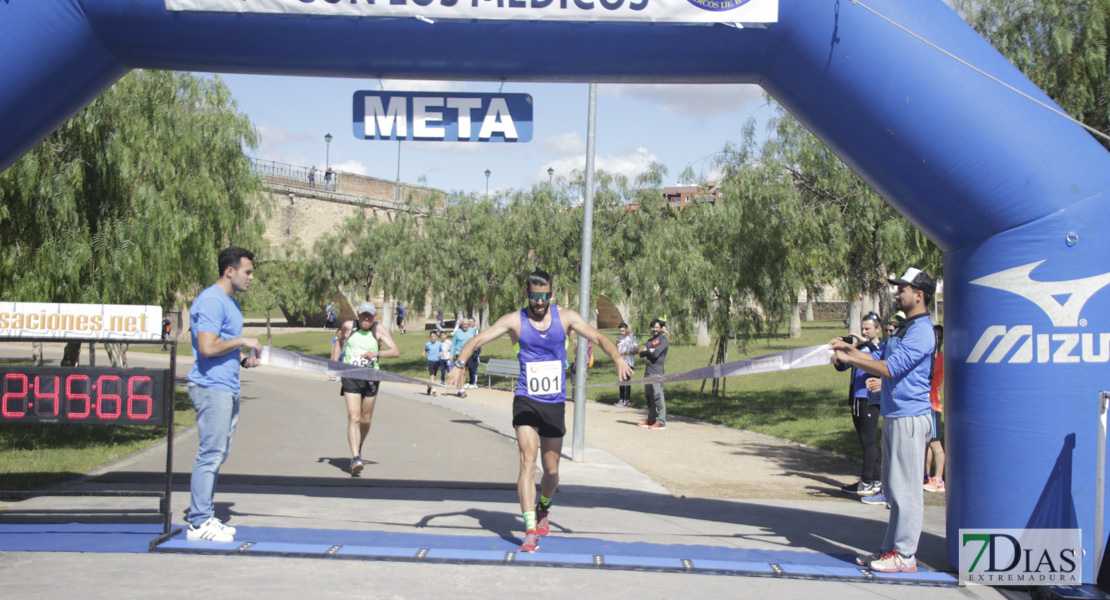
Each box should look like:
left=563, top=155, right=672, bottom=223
left=265, top=320, right=860, bottom=459
left=0, top=388, right=196, bottom=491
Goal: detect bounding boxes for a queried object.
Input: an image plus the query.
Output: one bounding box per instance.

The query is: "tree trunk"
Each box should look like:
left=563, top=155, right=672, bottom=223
left=847, top=298, right=862, bottom=336
left=804, top=287, right=815, bottom=321
left=789, top=304, right=803, bottom=339
left=265, top=313, right=273, bottom=346
left=695, top=318, right=711, bottom=348
left=88, top=342, right=96, bottom=367
left=32, top=342, right=44, bottom=366
left=61, top=342, right=81, bottom=367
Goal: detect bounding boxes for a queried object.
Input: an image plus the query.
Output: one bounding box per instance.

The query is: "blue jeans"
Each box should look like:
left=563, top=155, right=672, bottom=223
left=187, top=383, right=240, bottom=527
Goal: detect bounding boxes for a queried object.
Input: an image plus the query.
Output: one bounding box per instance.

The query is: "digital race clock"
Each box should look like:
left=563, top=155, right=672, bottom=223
left=0, top=366, right=168, bottom=425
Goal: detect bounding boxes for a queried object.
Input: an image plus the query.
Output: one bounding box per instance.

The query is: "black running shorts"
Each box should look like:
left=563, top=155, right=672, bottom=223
left=512, top=395, right=566, bottom=438
left=340, top=378, right=380, bottom=398
left=427, top=361, right=440, bottom=376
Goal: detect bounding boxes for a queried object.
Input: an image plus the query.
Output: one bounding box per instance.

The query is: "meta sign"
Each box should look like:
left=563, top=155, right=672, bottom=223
left=353, top=92, right=533, bottom=142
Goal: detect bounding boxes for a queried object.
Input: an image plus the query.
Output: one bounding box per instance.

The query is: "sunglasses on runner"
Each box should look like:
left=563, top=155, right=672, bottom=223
left=527, top=292, right=551, bottom=302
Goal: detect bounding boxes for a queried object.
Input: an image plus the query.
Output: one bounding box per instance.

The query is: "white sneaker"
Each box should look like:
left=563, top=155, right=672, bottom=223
left=187, top=517, right=235, bottom=542
left=212, top=517, right=236, bottom=536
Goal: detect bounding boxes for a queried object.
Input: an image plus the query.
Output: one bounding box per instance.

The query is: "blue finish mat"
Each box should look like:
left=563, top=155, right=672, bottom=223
left=0, top=522, right=958, bottom=586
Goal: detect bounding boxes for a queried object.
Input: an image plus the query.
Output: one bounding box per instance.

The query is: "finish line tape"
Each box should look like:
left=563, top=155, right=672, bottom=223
left=259, top=344, right=835, bottom=390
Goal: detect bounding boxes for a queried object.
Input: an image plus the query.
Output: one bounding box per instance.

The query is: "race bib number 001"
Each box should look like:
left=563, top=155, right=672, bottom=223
left=525, top=360, right=562, bottom=396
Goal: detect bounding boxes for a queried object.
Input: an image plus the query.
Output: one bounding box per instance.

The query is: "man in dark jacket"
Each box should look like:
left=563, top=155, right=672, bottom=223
left=638, top=319, right=669, bottom=430
left=835, top=312, right=883, bottom=496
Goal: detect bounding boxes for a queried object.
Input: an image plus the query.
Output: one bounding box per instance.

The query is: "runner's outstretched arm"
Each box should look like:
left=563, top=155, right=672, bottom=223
left=446, top=312, right=517, bottom=389
left=562, top=308, right=633, bottom=381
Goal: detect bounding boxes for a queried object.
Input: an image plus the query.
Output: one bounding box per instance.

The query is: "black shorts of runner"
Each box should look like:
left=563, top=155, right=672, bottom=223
left=512, top=395, right=566, bottom=438
left=340, top=378, right=380, bottom=398
left=426, top=361, right=440, bottom=376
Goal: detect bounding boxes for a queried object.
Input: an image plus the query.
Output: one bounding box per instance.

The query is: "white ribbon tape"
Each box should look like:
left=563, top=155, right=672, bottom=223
left=258, top=344, right=834, bottom=389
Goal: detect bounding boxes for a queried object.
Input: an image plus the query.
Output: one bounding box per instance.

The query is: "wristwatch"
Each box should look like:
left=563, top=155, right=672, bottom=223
left=454, top=359, right=466, bottom=369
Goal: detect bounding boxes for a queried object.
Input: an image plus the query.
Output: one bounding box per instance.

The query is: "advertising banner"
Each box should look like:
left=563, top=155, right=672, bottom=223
left=0, top=302, right=163, bottom=342
left=354, top=92, right=533, bottom=142
left=166, top=0, right=779, bottom=24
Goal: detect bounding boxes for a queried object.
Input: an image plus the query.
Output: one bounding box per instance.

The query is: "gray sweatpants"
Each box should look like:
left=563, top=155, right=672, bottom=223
left=644, top=383, right=666, bottom=425
left=880, top=413, right=933, bottom=557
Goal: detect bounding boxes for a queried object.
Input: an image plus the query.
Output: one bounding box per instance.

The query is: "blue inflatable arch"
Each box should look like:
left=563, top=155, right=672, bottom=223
left=4, top=0, right=1110, bottom=576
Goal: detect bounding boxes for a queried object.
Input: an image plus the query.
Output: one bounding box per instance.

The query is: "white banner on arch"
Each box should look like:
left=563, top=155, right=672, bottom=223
left=166, top=0, right=778, bottom=25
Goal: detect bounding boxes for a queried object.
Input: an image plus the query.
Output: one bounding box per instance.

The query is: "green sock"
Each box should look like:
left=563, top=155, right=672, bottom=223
left=523, top=511, right=537, bottom=531
left=537, top=494, right=553, bottom=512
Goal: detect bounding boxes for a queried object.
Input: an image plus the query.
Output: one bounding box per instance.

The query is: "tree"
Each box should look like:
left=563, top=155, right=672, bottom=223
left=959, top=0, right=1110, bottom=150
left=0, top=70, right=265, bottom=363
left=241, top=243, right=329, bottom=345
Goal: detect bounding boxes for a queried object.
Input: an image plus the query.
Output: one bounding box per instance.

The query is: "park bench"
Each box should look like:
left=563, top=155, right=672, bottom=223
left=481, top=358, right=518, bottom=387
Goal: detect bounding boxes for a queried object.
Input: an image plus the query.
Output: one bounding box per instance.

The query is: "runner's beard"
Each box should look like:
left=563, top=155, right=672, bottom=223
left=528, top=304, right=547, bottom=320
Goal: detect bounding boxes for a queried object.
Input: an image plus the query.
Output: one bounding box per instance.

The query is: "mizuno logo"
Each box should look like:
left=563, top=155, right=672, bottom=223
left=969, top=261, right=1110, bottom=327
left=967, top=262, right=1110, bottom=364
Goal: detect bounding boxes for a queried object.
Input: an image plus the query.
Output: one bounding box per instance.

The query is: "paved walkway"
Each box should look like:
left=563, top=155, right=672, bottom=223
left=0, top=345, right=1013, bottom=599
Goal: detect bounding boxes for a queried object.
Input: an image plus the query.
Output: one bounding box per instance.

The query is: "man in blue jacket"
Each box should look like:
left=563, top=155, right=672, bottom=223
left=830, top=268, right=936, bottom=574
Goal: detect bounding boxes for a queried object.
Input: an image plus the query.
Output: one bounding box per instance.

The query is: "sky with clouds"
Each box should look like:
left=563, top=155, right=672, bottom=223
left=216, top=74, right=774, bottom=196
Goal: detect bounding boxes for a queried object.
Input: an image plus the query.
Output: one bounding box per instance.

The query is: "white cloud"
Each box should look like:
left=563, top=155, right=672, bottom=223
left=538, top=147, right=660, bottom=186
left=256, top=123, right=316, bottom=147
left=600, top=84, right=765, bottom=118
left=332, top=159, right=368, bottom=176
left=541, top=132, right=585, bottom=155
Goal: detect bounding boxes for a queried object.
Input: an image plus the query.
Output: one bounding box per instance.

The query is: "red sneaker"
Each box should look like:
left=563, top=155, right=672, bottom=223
left=535, top=510, right=550, bottom=536
left=637, top=421, right=650, bottom=428
left=519, top=530, right=540, bottom=552
left=648, top=423, right=666, bottom=430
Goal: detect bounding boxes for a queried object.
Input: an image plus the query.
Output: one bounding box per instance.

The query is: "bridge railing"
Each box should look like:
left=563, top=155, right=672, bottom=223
left=250, top=157, right=340, bottom=191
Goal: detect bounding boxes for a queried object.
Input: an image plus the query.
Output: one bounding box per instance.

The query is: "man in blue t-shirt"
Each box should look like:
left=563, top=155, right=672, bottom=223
left=830, top=268, right=936, bottom=575
left=447, top=269, right=632, bottom=553
left=451, top=318, right=478, bottom=391
left=185, top=247, right=263, bottom=543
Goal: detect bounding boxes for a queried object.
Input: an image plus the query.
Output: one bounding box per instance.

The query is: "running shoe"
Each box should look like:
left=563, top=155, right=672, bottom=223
left=535, top=510, right=550, bottom=536
left=868, top=551, right=918, bottom=573
left=615, top=400, right=630, bottom=407
left=924, top=477, right=946, bottom=493
left=861, top=492, right=887, bottom=506
left=842, top=481, right=880, bottom=496
left=458, top=391, right=468, bottom=398
left=637, top=421, right=650, bottom=428
left=855, top=550, right=883, bottom=567
left=648, top=423, right=666, bottom=430
left=187, top=517, right=235, bottom=543
left=519, top=530, right=540, bottom=552
left=350, top=457, right=364, bottom=477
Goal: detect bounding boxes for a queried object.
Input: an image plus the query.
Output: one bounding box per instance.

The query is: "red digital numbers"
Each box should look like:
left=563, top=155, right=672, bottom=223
left=0, top=367, right=164, bottom=424
left=2, top=373, right=28, bottom=419
left=33, top=375, right=60, bottom=417
left=127, top=376, right=153, bottom=421
left=66, top=374, right=91, bottom=419
left=95, top=375, right=123, bottom=419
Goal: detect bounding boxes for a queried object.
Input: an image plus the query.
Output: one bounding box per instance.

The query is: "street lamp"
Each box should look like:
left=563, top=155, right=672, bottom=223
left=547, top=167, right=554, bottom=186
left=324, top=133, right=332, bottom=170
left=485, top=169, right=491, bottom=198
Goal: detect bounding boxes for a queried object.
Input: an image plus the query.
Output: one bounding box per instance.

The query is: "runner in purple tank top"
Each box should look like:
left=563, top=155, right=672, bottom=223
left=448, top=269, right=632, bottom=553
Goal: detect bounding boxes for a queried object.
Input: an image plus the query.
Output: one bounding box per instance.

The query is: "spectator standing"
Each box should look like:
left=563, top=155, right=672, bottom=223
left=830, top=267, right=937, bottom=574
left=161, top=316, right=172, bottom=351
left=184, top=246, right=262, bottom=542
left=308, top=165, right=317, bottom=187
left=325, top=302, right=337, bottom=330
left=422, top=330, right=441, bottom=396
left=924, top=324, right=946, bottom=493
left=638, top=319, right=669, bottom=429
left=452, top=318, right=477, bottom=393
left=466, top=318, right=482, bottom=388
left=435, top=308, right=446, bottom=331
left=614, top=322, right=638, bottom=407
left=835, top=313, right=883, bottom=496
left=437, top=330, right=452, bottom=385
left=325, top=167, right=334, bottom=190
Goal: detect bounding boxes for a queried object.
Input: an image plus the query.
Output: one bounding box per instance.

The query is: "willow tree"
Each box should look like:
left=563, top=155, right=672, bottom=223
left=0, top=70, right=264, bottom=363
